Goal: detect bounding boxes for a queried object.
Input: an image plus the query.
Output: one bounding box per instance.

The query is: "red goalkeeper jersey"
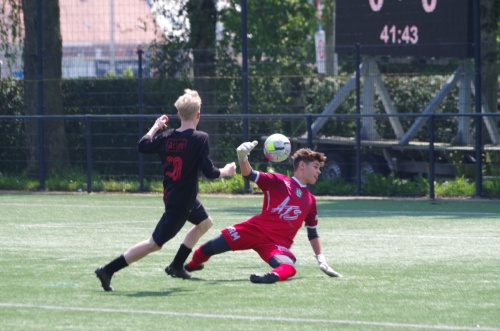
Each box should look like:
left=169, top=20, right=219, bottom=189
left=246, top=172, right=318, bottom=248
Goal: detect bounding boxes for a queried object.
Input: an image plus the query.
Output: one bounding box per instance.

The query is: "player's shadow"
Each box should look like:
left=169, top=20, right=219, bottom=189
left=200, top=278, right=248, bottom=284
left=122, top=287, right=192, bottom=298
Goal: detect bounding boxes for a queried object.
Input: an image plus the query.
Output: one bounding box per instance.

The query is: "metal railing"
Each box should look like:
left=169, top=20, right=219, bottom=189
left=1, top=112, right=499, bottom=198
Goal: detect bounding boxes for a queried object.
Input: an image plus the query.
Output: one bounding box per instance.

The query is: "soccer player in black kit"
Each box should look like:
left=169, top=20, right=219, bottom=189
left=95, top=89, right=236, bottom=291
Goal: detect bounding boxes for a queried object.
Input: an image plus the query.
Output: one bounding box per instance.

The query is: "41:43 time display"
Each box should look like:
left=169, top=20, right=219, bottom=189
left=380, top=25, right=418, bottom=44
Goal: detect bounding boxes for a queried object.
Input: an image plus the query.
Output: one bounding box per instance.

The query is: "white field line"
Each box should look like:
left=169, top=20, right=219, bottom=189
left=0, top=203, right=162, bottom=210
left=0, top=302, right=499, bottom=331
left=338, top=234, right=500, bottom=240
left=322, top=209, right=500, bottom=217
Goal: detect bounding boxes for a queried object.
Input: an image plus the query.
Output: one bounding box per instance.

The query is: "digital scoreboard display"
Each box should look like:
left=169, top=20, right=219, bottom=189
left=335, top=0, right=472, bottom=58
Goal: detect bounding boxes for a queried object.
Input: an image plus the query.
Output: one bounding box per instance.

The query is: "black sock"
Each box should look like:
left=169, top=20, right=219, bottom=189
left=171, top=244, right=192, bottom=269
left=104, top=255, right=128, bottom=275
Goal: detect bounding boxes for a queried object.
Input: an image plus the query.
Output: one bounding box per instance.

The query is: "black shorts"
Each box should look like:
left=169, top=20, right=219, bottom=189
left=152, top=198, right=209, bottom=247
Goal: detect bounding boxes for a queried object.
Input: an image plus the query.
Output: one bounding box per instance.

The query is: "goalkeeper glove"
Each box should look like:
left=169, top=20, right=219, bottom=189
left=236, top=141, right=258, bottom=162
left=316, top=254, right=342, bottom=278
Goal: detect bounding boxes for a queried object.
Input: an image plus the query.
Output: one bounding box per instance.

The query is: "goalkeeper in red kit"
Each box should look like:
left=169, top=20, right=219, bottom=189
left=185, top=141, right=342, bottom=283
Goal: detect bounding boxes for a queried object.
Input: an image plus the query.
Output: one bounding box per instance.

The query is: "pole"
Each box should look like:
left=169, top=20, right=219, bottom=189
left=86, top=115, right=93, bottom=193
left=428, top=114, right=435, bottom=200
left=355, top=44, right=361, bottom=195
left=36, top=0, right=45, bottom=190
left=472, top=0, right=482, bottom=197
left=307, top=115, right=313, bottom=149
left=241, top=0, right=250, bottom=193
left=110, top=0, right=116, bottom=74
left=137, top=49, right=145, bottom=191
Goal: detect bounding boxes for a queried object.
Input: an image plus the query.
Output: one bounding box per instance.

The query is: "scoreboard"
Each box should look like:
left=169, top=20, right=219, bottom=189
left=335, top=0, right=472, bottom=58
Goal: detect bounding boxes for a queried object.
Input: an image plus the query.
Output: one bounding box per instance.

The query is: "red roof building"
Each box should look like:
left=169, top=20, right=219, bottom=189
left=60, top=0, right=161, bottom=77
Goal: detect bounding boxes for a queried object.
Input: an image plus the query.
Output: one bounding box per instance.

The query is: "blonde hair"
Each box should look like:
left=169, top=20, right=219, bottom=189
left=174, top=89, right=202, bottom=120
left=291, top=148, right=326, bottom=171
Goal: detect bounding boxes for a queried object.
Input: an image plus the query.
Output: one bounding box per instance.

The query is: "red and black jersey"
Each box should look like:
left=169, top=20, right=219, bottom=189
left=245, top=172, right=318, bottom=248
left=138, top=128, right=220, bottom=212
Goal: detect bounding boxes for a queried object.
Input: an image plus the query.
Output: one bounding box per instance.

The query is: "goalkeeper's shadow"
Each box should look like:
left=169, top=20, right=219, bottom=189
left=190, top=276, right=304, bottom=284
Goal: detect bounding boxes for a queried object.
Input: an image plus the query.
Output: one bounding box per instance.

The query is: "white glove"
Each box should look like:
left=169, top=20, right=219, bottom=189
left=236, top=141, right=258, bottom=162
left=316, top=254, right=342, bottom=278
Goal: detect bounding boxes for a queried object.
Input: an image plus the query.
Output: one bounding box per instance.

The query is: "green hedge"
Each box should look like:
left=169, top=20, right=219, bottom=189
left=0, top=74, right=470, bottom=178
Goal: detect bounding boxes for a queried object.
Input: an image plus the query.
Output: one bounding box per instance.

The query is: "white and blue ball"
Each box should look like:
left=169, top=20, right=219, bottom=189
left=264, top=133, right=291, bottom=162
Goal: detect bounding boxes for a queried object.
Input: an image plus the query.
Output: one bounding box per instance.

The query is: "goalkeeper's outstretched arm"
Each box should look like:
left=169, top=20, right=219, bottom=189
left=239, top=158, right=252, bottom=177
left=236, top=141, right=258, bottom=177
left=309, top=236, right=343, bottom=278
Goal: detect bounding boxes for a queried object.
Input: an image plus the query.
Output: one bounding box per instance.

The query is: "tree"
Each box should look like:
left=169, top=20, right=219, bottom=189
left=22, top=0, right=69, bottom=177
left=480, top=0, right=500, bottom=131
left=185, top=0, right=217, bottom=134
left=218, top=0, right=316, bottom=73
left=1, top=0, right=69, bottom=178
left=149, top=0, right=219, bottom=147
left=0, top=0, right=23, bottom=71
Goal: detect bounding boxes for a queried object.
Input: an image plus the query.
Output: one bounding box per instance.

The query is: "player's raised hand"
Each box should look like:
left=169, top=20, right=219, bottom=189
left=236, top=141, right=258, bottom=162
left=316, top=254, right=342, bottom=278
left=155, top=115, right=169, bottom=129
left=145, top=115, right=169, bottom=137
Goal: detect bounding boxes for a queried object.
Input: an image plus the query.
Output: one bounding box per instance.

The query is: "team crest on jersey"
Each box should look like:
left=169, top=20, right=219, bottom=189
left=295, top=188, right=302, bottom=198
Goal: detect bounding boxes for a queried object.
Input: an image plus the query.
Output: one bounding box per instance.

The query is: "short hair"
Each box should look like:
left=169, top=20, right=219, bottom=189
left=174, top=89, right=202, bottom=120
left=291, top=148, right=326, bottom=171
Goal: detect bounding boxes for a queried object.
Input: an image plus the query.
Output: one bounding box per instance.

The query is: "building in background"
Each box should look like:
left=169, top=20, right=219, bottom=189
left=0, top=0, right=160, bottom=78
left=61, top=0, right=160, bottom=78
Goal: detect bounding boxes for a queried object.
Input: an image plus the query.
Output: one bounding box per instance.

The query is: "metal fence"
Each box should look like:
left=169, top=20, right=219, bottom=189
left=1, top=112, right=499, bottom=198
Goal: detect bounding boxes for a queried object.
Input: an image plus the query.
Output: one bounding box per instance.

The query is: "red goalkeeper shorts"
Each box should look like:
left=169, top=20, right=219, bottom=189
left=221, top=222, right=296, bottom=264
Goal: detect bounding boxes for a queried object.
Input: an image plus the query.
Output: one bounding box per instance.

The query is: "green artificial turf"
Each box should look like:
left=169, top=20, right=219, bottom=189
left=0, top=193, right=499, bottom=330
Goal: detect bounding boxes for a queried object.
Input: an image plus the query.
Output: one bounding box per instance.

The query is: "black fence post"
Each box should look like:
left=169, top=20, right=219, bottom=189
left=85, top=115, right=93, bottom=194
left=37, top=0, right=45, bottom=190
left=472, top=0, right=483, bottom=197
left=241, top=0, right=250, bottom=193
left=137, top=49, right=145, bottom=192
left=428, top=114, right=435, bottom=200
left=306, top=115, right=313, bottom=149
left=355, top=44, right=361, bottom=196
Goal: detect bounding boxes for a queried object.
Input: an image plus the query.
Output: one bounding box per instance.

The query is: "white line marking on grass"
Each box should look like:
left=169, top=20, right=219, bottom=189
left=19, top=222, right=154, bottom=228
left=0, top=203, right=161, bottom=209
left=321, top=209, right=500, bottom=217
left=339, top=234, right=500, bottom=240
left=0, top=302, right=498, bottom=331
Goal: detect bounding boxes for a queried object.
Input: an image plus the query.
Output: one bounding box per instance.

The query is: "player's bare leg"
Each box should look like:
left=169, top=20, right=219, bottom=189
left=95, top=237, right=160, bottom=291
left=123, top=237, right=161, bottom=264
left=183, top=217, right=213, bottom=248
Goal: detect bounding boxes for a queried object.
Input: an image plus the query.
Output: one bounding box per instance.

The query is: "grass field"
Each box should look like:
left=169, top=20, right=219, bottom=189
left=0, top=193, right=499, bottom=331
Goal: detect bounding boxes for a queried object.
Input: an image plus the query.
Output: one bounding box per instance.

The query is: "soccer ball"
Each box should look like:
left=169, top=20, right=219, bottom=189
left=264, top=133, right=291, bottom=162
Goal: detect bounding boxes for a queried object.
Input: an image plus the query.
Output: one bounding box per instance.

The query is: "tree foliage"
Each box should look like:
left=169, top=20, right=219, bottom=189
left=218, top=0, right=317, bottom=74
left=0, top=0, right=23, bottom=69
